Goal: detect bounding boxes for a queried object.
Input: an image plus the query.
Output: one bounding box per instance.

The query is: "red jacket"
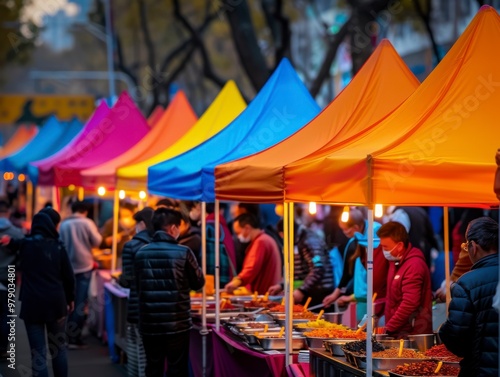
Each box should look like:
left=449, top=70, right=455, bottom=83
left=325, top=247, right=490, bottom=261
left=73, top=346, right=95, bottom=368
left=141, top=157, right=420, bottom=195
left=385, top=244, right=433, bottom=338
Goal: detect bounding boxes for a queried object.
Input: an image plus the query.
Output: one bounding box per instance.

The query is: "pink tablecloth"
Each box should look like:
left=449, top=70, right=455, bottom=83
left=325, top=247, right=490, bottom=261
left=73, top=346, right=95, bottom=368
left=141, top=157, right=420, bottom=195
left=212, top=328, right=298, bottom=377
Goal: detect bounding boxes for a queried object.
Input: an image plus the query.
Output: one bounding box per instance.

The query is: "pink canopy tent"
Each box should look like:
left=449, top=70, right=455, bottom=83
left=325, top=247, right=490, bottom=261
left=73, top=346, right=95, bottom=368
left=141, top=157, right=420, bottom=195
left=32, top=92, right=150, bottom=187
left=80, top=91, right=198, bottom=190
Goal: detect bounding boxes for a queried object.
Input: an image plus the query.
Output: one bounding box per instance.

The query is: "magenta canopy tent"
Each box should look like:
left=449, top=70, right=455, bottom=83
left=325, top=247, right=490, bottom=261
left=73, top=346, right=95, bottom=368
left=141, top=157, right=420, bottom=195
left=32, top=92, right=150, bottom=187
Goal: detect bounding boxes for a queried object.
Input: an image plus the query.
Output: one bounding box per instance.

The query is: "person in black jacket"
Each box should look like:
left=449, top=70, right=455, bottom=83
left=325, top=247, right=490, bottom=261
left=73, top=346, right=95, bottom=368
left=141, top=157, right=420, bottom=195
left=439, top=217, right=499, bottom=377
left=269, top=220, right=334, bottom=309
left=5, top=208, right=75, bottom=377
left=134, top=208, right=205, bottom=377
left=120, top=206, right=154, bottom=377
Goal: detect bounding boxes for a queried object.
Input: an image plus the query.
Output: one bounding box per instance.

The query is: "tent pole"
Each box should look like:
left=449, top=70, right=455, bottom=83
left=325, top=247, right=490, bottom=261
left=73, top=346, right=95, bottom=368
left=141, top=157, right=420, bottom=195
left=288, top=202, right=295, bottom=366
left=366, top=155, right=373, bottom=377
left=26, top=179, right=33, bottom=222
left=215, top=200, right=221, bottom=331
left=443, top=207, right=451, bottom=309
left=201, top=202, right=208, bottom=377
left=111, top=189, right=119, bottom=273
left=283, top=202, right=291, bottom=365
left=366, top=207, right=374, bottom=377
left=78, top=186, right=84, bottom=201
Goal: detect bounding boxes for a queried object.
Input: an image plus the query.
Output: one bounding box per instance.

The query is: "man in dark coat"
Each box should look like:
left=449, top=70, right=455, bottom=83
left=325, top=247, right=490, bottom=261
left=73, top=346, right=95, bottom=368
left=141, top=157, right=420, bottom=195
left=120, top=207, right=154, bottom=377
left=439, top=217, right=499, bottom=377
left=135, top=208, right=205, bottom=377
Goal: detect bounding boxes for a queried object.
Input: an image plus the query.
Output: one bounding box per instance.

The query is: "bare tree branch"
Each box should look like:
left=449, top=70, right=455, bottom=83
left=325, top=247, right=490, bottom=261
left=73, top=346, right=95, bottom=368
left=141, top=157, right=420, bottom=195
left=137, top=0, right=160, bottom=108
left=222, top=0, right=270, bottom=91
left=115, top=34, right=139, bottom=87
left=172, top=0, right=225, bottom=89
left=261, top=0, right=292, bottom=67
left=310, top=18, right=351, bottom=97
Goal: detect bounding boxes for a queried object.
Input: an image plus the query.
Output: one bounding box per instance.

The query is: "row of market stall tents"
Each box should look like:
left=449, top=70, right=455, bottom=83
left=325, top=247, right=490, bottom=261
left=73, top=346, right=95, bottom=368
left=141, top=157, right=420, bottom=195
left=0, top=4, right=499, bottom=373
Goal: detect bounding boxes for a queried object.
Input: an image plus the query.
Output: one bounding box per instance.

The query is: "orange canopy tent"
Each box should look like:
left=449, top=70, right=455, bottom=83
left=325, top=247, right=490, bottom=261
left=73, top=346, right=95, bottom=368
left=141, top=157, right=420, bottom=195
left=215, top=40, right=419, bottom=203
left=281, top=6, right=500, bottom=207
left=147, top=105, right=164, bottom=127
left=116, top=81, right=246, bottom=191
left=0, top=125, right=38, bottom=160
left=80, top=91, right=197, bottom=190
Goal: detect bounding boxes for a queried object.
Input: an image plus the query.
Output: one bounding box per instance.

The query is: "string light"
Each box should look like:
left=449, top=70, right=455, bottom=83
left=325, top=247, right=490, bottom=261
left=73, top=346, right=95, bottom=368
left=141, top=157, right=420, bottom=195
left=374, top=204, right=384, bottom=218
left=341, top=206, right=350, bottom=223
left=68, top=184, right=75, bottom=191
left=139, top=191, right=147, bottom=200
left=97, top=186, right=106, bottom=196
left=18, top=174, right=25, bottom=182
left=308, top=202, right=317, bottom=215
left=118, top=190, right=126, bottom=199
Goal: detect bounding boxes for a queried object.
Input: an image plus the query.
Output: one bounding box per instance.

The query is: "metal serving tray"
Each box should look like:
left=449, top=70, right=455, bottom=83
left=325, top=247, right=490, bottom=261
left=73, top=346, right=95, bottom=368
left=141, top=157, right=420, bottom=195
left=323, top=339, right=349, bottom=356
left=388, top=373, right=458, bottom=377
left=379, top=339, right=414, bottom=349
left=231, top=321, right=276, bottom=328
left=241, top=326, right=281, bottom=334
left=354, top=355, right=430, bottom=370
left=256, top=335, right=306, bottom=350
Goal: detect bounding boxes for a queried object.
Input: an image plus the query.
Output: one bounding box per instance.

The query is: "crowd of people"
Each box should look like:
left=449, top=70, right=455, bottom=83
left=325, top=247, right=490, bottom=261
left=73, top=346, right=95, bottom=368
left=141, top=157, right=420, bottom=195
left=0, top=198, right=497, bottom=377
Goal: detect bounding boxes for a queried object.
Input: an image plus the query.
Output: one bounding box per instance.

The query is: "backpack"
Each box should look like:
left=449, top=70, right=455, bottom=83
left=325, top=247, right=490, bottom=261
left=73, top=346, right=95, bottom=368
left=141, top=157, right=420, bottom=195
left=206, top=222, right=236, bottom=287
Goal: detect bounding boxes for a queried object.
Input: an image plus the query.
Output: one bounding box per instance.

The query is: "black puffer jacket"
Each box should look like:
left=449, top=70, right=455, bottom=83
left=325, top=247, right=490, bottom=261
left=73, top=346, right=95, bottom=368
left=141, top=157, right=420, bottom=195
left=120, top=230, right=151, bottom=323
left=134, top=231, right=205, bottom=336
left=439, top=253, right=499, bottom=377
left=297, top=229, right=334, bottom=297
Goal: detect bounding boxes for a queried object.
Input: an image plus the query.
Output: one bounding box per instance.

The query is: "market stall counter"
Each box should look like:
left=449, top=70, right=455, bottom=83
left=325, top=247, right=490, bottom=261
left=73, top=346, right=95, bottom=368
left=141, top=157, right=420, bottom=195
left=212, top=326, right=301, bottom=377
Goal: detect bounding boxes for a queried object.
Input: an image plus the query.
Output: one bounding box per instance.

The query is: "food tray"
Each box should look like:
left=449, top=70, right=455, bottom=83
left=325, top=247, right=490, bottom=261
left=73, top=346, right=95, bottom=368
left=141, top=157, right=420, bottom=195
left=323, top=339, right=348, bottom=356
left=231, top=321, right=276, bottom=328
left=272, top=313, right=319, bottom=321
left=354, top=355, right=430, bottom=370
left=304, top=336, right=331, bottom=348
left=379, top=339, right=414, bottom=349
left=277, top=318, right=311, bottom=327
left=256, top=336, right=306, bottom=350
left=388, top=373, right=457, bottom=377
left=241, top=326, right=280, bottom=334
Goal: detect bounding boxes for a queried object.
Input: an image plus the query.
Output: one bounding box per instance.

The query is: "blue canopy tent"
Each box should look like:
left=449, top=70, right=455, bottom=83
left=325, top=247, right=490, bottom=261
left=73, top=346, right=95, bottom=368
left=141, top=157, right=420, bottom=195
left=147, top=58, right=320, bottom=200
left=2, top=116, right=83, bottom=175
left=19, top=117, right=84, bottom=184
left=147, top=59, right=320, bottom=358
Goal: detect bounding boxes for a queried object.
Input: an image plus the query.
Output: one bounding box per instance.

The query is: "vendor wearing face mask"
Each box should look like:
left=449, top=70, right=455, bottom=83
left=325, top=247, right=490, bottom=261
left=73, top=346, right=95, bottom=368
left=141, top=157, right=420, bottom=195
left=224, top=213, right=282, bottom=295
left=377, top=221, right=433, bottom=339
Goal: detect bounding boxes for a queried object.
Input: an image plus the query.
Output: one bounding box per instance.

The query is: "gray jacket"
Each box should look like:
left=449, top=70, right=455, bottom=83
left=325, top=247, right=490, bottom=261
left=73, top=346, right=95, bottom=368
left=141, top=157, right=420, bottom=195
left=59, top=214, right=102, bottom=274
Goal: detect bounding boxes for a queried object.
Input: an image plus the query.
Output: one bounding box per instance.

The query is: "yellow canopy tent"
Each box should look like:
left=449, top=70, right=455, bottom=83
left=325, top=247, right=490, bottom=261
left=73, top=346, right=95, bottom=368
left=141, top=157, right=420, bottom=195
left=215, top=40, right=419, bottom=203
left=116, top=81, right=246, bottom=191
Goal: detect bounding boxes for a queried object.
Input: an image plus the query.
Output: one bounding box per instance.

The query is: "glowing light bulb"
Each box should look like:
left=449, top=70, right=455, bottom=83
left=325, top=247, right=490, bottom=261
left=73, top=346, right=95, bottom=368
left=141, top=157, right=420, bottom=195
left=139, top=191, right=147, bottom=200
left=341, top=206, right=350, bottom=223
left=308, top=202, right=317, bottom=215
left=18, top=174, right=25, bottom=182
left=68, top=184, right=75, bottom=191
left=375, top=204, right=384, bottom=218
left=97, top=186, right=106, bottom=196
left=118, top=190, right=126, bottom=199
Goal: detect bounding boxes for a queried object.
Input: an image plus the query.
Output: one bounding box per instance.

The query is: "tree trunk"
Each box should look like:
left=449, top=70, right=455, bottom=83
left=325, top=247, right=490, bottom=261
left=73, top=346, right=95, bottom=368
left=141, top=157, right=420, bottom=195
left=222, top=0, right=270, bottom=91
left=413, top=0, right=441, bottom=65
left=310, top=19, right=351, bottom=97
left=261, top=0, right=291, bottom=66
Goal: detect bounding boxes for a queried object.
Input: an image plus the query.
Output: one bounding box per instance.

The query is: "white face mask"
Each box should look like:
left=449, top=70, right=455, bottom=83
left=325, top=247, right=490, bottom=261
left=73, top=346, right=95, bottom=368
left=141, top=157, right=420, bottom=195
left=382, top=244, right=401, bottom=262
left=237, top=233, right=251, bottom=243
